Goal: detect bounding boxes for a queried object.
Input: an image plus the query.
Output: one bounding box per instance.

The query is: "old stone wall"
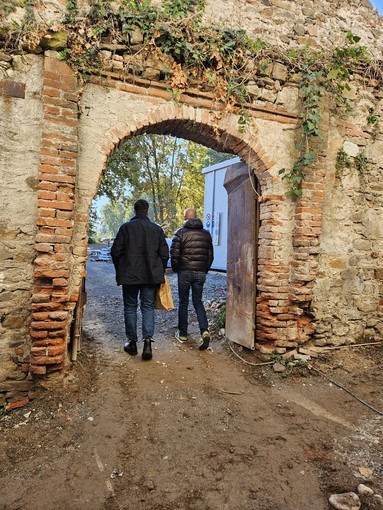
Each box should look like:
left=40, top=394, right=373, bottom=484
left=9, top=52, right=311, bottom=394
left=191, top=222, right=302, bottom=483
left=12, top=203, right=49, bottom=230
left=0, top=55, right=43, bottom=403
left=0, top=0, right=383, bottom=407
left=312, top=88, right=383, bottom=346
left=4, top=0, right=383, bottom=56
left=203, top=0, right=383, bottom=57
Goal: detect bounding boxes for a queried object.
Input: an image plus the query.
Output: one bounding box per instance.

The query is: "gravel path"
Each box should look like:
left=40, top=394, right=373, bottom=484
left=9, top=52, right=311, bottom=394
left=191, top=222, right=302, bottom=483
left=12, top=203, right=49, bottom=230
left=84, top=262, right=227, bottom=346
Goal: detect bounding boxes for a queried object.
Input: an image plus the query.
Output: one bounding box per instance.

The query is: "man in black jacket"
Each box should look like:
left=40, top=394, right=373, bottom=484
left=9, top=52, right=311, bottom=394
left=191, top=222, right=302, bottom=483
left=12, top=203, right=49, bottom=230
left=170, top=208, right=214, bottom=350
left=111, top=199, right=169, bottom=360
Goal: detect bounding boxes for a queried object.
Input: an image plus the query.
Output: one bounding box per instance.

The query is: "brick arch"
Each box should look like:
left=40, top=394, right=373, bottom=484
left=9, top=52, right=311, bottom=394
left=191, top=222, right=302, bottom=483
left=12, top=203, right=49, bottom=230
left=96, top=102, right=275, bottom=196
left=27, top=55, right=324, bottom=375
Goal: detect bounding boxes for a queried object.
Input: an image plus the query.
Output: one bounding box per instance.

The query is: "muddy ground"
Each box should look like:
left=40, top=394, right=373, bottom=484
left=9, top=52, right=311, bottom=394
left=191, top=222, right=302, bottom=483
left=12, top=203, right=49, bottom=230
left=0, top=262, right=383, bottom=510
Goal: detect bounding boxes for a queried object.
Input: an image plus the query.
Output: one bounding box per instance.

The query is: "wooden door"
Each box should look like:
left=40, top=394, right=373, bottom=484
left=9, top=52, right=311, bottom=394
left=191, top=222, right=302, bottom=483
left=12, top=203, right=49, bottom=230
left=224, top=162, right=259, bottom=349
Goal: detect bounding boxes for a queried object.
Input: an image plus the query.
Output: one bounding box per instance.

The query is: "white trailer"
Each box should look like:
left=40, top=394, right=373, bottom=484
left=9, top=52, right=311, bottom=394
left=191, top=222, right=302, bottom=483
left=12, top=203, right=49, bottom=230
left=202, top=157, right=247, bottom=271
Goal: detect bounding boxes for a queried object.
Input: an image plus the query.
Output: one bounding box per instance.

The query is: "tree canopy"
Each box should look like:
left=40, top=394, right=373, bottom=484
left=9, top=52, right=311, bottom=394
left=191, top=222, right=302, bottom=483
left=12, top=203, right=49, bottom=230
left=95, top=134, right=232, bottom=238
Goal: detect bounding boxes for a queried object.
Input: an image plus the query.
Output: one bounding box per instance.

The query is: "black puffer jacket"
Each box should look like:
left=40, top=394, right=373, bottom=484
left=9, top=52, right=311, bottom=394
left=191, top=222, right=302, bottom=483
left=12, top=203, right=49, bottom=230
left=111, top=214, right=169, bottom=285
left=170, top=218, right=213, bottom=273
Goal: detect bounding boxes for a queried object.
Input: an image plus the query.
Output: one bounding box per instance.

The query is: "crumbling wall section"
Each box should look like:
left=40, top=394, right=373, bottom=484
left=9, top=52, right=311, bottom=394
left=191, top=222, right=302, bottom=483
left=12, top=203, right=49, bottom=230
left=312, top=84, right=383, bottom=346
left=0, top=55, right=43, bottom=408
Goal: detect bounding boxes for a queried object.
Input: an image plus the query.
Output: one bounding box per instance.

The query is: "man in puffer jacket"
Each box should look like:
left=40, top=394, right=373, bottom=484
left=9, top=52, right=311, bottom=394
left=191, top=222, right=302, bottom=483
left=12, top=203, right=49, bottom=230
left=170, top=208, right=214, bottom=350
left=111, top=199, right=169, bottom=360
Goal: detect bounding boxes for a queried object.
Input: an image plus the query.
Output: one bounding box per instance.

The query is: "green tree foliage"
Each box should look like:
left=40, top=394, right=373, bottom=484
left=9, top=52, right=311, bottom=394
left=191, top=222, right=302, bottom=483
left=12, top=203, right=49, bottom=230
left=98, top=134, right=224, bottom=236
left=88, top=203, right=99, bottom=243
left=99, top=200, right=130, bottom=239
left=204, top=148, right=234, bottom=167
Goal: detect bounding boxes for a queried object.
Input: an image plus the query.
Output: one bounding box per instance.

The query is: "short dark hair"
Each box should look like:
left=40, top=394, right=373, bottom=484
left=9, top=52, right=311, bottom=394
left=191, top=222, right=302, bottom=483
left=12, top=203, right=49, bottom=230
left=134, top=199, right=149, bottom=214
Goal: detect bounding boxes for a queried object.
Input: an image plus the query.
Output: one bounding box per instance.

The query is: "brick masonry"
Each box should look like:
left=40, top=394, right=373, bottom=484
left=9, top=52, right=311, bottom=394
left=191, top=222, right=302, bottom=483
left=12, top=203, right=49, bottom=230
left=29, top=56, right=79, bottom=376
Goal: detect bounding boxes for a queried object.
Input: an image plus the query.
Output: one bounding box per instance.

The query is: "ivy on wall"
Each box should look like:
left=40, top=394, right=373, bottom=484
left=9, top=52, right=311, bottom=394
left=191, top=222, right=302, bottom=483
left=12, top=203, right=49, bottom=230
left=0, top=0, right=380, bottom=196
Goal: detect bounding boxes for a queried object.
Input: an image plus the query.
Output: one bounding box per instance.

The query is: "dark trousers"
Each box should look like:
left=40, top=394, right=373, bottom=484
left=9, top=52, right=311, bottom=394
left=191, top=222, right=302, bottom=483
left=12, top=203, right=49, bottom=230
left=177, top=270, right=208, bottom=337
left=122, top=284, right=156, bottom=340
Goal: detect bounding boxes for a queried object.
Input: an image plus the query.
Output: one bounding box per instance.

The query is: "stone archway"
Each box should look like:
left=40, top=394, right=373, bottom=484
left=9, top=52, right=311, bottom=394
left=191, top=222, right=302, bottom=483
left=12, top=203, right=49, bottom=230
left=26, top=53, right=326, bottom=376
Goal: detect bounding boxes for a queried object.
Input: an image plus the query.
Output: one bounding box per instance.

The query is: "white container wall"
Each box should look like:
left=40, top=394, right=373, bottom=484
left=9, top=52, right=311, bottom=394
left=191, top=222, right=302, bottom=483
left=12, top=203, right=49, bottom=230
left=203, top=157, right=242, bottom=271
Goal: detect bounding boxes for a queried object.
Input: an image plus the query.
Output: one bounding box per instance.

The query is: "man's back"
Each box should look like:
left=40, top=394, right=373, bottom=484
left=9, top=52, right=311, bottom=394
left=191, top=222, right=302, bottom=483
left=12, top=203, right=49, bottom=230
left=110, top=198, right=169, bottom=361
left=170, top=207, right=213, bottom=350
left=111, top=214, right=169, bottom=286
left=170, top=217, right=213, bottom=273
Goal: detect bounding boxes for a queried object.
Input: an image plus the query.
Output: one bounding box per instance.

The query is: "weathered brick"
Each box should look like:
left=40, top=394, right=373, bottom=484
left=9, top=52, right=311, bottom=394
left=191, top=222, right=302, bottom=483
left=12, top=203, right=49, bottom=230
left=35, top=243, right=54, bottom=253
left=5, top=396, right=29, bottom=411
left=52, top=278, right=69, bottom=287
left=31, top=337, right=65, bottom=347
left=31, top=354, right=65, bottom=365
left=36, top=217, right=72, bottom=228
left=29, top=365, right=47, bottom=375
left=38, top=208, right=56, bottom=218
left=47, top=361, right=66, bottom=373
left=48, top=344, right=66, bottom=356
left=32, top=312, right=50, bottom=321
left=37, top=200, right=73, bottom=212
left=31, top=321, right=64, bottom=330
left=31, top=346, right=48, bottom=356
left=43, top=86, right=60, bottom=98
left=38, top=173, right=75, bottom=184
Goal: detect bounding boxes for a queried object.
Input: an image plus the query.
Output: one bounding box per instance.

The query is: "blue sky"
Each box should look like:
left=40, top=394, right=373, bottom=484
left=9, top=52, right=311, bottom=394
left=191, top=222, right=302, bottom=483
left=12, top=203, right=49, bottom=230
left=371, top=0, right=383, bottom=13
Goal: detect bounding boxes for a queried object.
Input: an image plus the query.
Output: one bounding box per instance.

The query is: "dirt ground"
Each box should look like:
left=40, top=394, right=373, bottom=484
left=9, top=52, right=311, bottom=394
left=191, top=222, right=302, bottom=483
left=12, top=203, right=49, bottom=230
left=0, top=263, right=383, bottom=510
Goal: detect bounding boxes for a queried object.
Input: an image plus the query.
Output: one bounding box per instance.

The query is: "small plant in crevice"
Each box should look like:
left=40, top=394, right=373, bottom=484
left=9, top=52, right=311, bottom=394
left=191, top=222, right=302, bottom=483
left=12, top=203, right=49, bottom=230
left=271, top=351, right=308, bottom=374
left=335, top=147, right=352, bottom=178
left=355, top=150, right=368, bottom=173
left=367, top=108, right=380, bottom=140
left=271, top=351, right=291, bottom=368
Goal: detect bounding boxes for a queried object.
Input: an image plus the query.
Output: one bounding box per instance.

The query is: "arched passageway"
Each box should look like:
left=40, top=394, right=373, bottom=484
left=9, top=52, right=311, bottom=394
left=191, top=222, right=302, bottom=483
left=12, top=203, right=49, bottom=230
left=26, top=54, right=325, bottom=376
left=1, top=0, right=383, bottom=410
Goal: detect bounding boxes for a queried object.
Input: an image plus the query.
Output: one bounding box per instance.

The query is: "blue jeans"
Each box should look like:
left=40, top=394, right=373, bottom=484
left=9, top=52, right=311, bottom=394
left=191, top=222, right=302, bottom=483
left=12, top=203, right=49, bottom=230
left=122, top=284, right=156, bottom=340
left=177, top=271, right=208, bottom=337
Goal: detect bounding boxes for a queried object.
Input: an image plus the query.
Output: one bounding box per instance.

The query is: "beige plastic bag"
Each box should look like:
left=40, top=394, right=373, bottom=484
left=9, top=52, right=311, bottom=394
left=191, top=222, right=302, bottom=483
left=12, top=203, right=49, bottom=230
left=155, top=276, right=174, bottom=310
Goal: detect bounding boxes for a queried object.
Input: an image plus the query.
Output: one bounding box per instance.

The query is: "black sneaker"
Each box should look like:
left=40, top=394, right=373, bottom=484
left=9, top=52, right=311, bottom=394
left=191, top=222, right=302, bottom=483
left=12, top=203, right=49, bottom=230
left=124, top=340, right=138, bottom=356
left=142, top=337, right=153, bottom=360
left=199, top=331, right=210, bottom=351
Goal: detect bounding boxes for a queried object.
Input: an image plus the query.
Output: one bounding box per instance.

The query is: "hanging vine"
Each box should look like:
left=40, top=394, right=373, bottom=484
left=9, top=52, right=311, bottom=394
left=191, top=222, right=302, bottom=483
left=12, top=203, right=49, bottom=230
left=0, top=1, right=380, bottom=196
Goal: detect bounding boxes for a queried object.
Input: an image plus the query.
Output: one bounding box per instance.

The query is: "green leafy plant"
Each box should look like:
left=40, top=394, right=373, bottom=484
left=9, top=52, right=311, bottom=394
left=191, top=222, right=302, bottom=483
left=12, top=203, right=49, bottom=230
left=367, top=108, right=380, bottom=140
left=162, top=0, right=204, bottom=20
left=64, top=0, right=78, bottom=24
left=355, top=151, right=368, bottom=173
left=214, top=305, right=226, bottom=331
left=278, top=32, right=371, bottom=197
left=279, top=69, right=324, bottom=198
left=335, top=147, right=351, bottom=178
left=271, top=351, right=308, bottom=373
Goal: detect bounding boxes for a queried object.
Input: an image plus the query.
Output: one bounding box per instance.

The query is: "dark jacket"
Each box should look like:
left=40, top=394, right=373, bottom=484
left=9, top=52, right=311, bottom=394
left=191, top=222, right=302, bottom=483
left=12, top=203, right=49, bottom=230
left=111, top=214, right=169, bottom=285
left=170, top=218, right=213, bottom=273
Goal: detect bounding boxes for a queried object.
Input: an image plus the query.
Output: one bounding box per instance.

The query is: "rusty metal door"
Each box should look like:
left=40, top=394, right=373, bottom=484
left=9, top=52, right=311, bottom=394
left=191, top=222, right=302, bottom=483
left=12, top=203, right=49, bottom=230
left=224, top=162, right=259, bottom=349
